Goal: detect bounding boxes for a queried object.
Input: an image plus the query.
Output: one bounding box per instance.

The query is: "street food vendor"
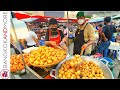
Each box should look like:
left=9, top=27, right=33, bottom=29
left=73, top=11, right=95, bottom=55
left=45, top=18, right=67, bottom=50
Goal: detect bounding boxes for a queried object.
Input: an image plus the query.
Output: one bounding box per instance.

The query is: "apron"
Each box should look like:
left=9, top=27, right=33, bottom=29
left=73, top=23, right=88, bottom=55
left=49, top=30, right=61, bottom=47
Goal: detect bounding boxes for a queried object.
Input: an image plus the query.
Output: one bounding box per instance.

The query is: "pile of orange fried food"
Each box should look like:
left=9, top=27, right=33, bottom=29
left=58, top=55, right=105, bottom=79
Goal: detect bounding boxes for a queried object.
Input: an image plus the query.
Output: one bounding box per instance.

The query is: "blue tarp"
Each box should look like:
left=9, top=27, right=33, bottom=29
left=88, top=17, right=104, bottom=23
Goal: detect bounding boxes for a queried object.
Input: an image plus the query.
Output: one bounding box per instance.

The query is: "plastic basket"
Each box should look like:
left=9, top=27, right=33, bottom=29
left=99, top=57, right=114, bottom=69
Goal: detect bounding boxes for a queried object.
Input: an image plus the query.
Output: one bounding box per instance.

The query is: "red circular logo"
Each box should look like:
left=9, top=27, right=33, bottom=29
left=0, top=69, right=9, bottom=79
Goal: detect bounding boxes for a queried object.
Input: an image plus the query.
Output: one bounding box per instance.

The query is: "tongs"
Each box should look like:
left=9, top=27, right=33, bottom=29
left=80, top=48, right=84, bottom=56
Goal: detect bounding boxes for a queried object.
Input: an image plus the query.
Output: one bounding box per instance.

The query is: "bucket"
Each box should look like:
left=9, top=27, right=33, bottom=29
left=39, top=40, right=45, bottom=46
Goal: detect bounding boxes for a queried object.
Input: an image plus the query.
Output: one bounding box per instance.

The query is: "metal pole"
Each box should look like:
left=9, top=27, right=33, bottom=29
left=10, top=18, right=26, bottom=75
left=66, top=11, right=70, bottom=55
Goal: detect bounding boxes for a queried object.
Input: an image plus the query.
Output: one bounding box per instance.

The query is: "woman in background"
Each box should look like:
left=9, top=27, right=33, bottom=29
left=21, top=24, right=40, bottom=48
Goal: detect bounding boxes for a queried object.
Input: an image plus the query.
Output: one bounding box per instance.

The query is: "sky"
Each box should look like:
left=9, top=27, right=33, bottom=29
left=44, top=11, right=64, bottom=18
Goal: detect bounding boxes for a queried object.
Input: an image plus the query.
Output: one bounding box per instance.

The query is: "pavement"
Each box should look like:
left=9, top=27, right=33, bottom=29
left=113, top=59, right=120, bottom=79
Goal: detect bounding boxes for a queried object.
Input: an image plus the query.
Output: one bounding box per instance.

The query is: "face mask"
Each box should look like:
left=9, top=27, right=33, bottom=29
left=78, top=19, right=85, bottom=25
left=51, top=28, right=57, bottom=31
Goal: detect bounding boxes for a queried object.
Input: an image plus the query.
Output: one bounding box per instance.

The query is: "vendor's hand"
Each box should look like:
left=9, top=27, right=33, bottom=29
left=81, top=44, right=88, bottom=50
left=50, top=41, right=57, bottom=47
left=36, top=43, right=40, bottom=46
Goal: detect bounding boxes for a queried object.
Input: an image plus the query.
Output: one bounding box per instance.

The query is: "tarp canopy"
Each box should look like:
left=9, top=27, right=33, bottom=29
left=13, top=11, right=89, bottom=23
left=88, top=17, right=104, bottom=23
left=14, top=12, right=31, bottom=19
left=112, top=14, right=120, bottom=19
left=20, top=18, right=38, bottom=22
left=14, top=12, right=50, bottom=22
left=34, top=18, right=48, bottom=22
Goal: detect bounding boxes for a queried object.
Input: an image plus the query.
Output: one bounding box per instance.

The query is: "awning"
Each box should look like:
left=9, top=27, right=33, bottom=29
left=88, top=17, right=104, bottom=23
left=112, top=14, right=120, bottom=19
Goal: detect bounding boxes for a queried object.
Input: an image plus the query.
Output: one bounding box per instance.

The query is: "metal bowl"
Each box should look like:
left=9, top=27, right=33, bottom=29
left=50, top=56, right=114, bottom=79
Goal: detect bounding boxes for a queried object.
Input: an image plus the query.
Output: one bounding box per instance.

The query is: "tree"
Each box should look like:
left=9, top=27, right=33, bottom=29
left=85, top=15, right=91, bottom=18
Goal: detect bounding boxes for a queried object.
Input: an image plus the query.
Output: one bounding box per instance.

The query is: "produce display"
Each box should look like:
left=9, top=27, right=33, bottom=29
left=10, top=53, right=31, bottom=72
left=58, top=55, right=105, bottom=79
left=29, top=46, right=67, bottom=68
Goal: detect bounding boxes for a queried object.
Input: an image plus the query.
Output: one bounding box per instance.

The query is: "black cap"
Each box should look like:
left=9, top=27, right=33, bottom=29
left=49, top=18, right=58, bottom=25
left=104, top=17, right=111, bottom=23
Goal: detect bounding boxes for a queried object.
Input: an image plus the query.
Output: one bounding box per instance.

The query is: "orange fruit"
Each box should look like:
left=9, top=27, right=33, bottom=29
left=47, top=60, right=52, bottom=64
left=34, top=60, right=40, bottom=65
left=10, top=66, right=17, bottom=72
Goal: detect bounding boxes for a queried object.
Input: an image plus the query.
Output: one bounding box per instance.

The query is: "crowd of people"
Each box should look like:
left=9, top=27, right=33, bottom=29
left=10, top=11, right=120, bottom=59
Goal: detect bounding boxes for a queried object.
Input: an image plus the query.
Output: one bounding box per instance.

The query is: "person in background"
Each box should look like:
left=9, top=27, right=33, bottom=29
left=95, top=22, right=99, bottom=30
left=19, top=39, right=24, bottom=50
left=21, top=24, right=40, bottom=48
left=45, top=18, right=67, bottom=51
left=62, top=26, right=67, bottom=36
left=97, top=17, right=117, bottom=57
left=59, top=25, right=64, bottom=34
left=91, top=22, right=96, bottom=29
left=62, top=26, right=69, bottom=46
left=73, top=11, right=95, bottom=55
left=97, top=24, right=103, bottom=44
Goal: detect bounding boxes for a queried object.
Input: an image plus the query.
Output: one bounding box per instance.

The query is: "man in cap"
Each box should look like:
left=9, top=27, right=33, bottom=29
left=73, top=11, right=95, bottom=55
left=45, top=18, right=67, bottom=50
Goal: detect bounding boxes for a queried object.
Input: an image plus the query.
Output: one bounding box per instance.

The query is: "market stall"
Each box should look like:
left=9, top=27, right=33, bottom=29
left=10, top=11, right=114, bottom=79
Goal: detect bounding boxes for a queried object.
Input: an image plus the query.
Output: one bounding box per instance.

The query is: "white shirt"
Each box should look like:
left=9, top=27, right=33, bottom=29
left=64, top=27, right=69, bottom=37
left=25, top=31, right=38, bottom=46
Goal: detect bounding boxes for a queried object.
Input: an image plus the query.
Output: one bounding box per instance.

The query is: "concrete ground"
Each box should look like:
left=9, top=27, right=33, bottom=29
left=68, top=42, right=120, bottom=79
left=113, top=59, right=120, bottom=79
